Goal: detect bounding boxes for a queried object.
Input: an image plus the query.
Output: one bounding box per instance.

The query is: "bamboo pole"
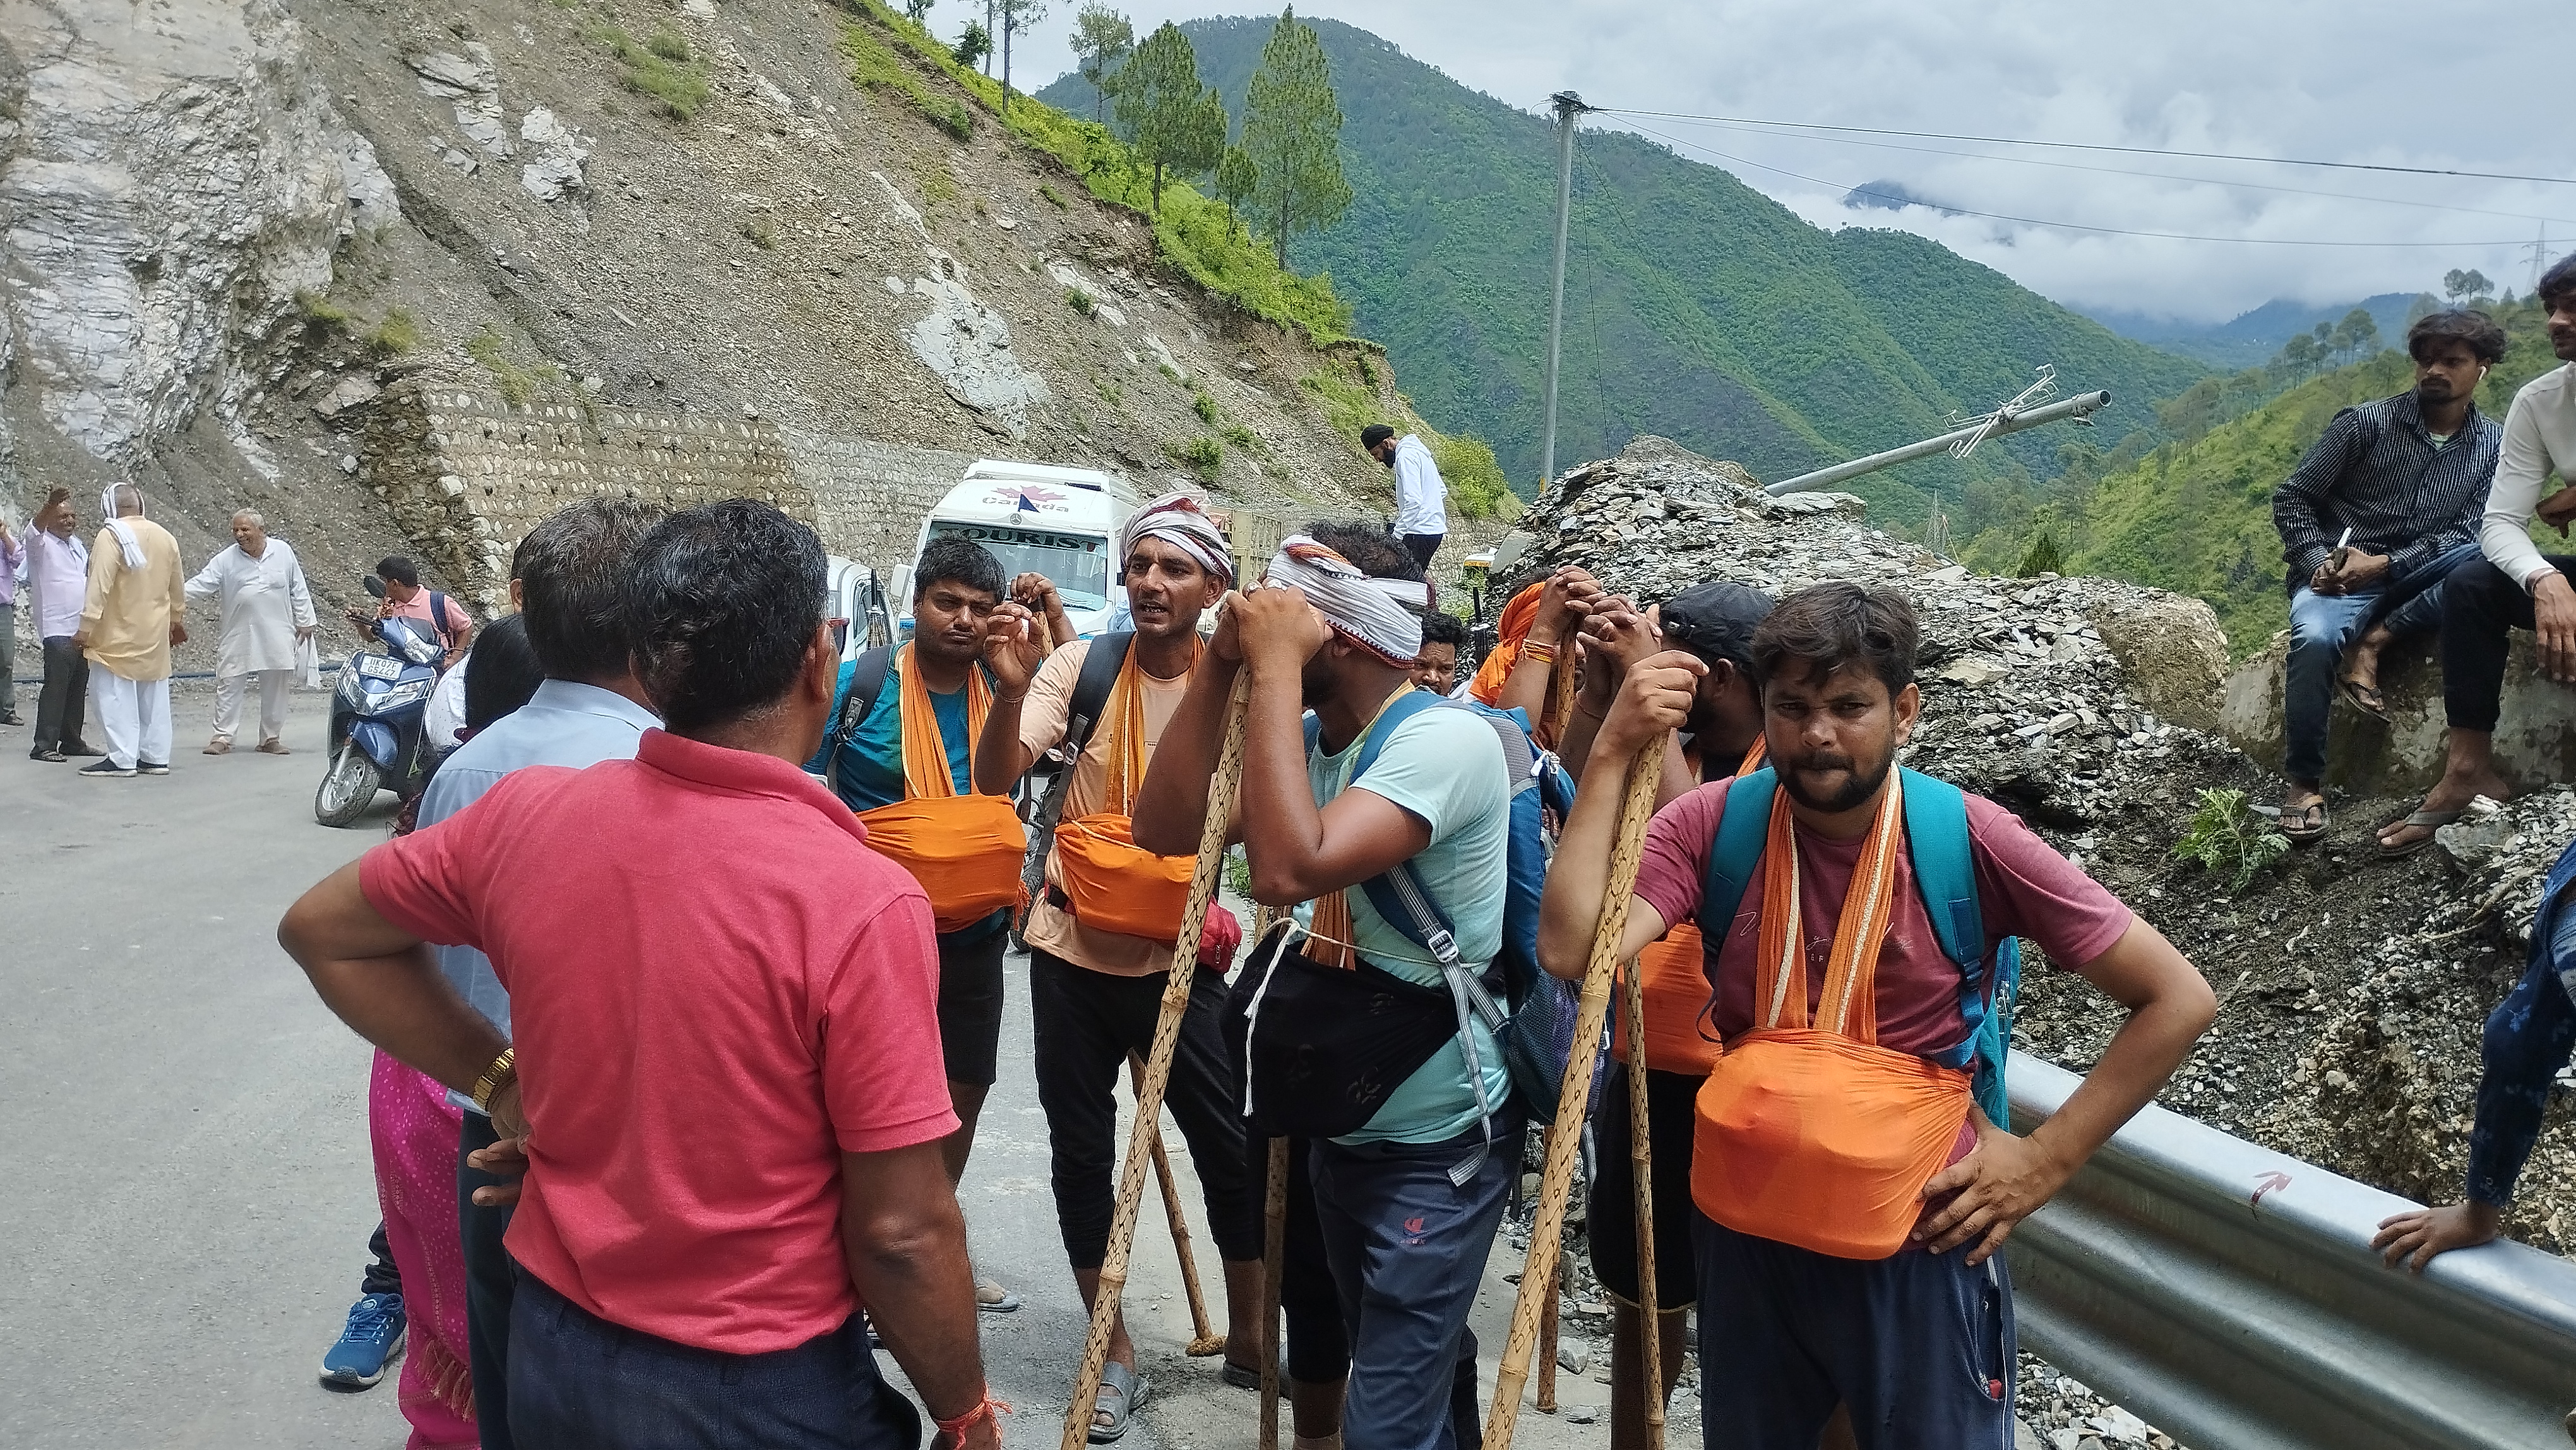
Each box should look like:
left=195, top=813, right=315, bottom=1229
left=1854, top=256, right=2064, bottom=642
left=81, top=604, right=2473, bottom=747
left=1130, top=1055, right=1225, bottom=1356
left=1622, top=917, right=1666, bottom=1450
left=1536, top=1150, right=1560, bottom=1414
left=1060, top=669, right=1254, bottom=1450
left=1545, top=649, right=1578, bottom=747
left=1485, top=735, right=1665, bottom=1449
left=1259, top=1135, right=1290, bottom=1450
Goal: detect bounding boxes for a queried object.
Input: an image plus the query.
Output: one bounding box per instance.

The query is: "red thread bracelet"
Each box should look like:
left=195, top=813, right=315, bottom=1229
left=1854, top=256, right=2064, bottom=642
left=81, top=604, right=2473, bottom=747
left=936, top=1394, right=1008, bottom=1443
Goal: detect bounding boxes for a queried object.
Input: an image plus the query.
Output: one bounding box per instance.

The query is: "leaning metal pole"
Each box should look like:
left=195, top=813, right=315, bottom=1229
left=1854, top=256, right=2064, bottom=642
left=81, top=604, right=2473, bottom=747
left=1764, top=390, right=2113, bottom=496
left=1537, top=91, right=1585, bottom=494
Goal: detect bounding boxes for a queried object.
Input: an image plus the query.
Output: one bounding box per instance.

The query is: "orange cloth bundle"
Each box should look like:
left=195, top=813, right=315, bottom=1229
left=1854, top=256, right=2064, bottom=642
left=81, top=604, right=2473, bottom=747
left=854, top=645, right=1027, bottom=933
left=1466, top=582, right=1547, bottom=707
left=1613, top=923, right=1720, bottom=1075
left=1048, top=637, right=1199, bottom=944
left=1688, top=766, right=1972, bottom=1259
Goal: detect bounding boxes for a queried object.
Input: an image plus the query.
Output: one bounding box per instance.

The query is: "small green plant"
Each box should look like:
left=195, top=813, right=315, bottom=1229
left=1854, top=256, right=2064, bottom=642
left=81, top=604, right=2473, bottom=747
left=645, top=28, right=691, bottom=61
left=934, top=100, right=975, bottom=141
left=1223, top=844, right=1252, bottom=901
left=1220, top=422, right=1261, bottom=453
left=921, top=168, right=957, bottom=205
left=465, top=326, right=546, bottom=407
left=1038, top=183, right=1068, bottom=209
left=1066, top=287, right=1096, bottom=317
left=1168, top=434, right=1223, bottom=477
left=588, top=24, right=710, bottom=120
left=1157, top=361, right=1182, bottom=384
left=366, top=308, right=420, bottom=357
left=296, top=291, right=353, bottom=336
left=1095, top=378, right=1123, bottom=405
left=2172, top=788, right=2291, bottom=894
left=1191, top=390, right=1219, bottom=426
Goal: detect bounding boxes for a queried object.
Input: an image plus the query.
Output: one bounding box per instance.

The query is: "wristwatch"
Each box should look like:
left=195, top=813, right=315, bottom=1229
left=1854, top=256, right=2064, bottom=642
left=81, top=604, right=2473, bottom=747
left=470, top=1046, right=517, bottom=1113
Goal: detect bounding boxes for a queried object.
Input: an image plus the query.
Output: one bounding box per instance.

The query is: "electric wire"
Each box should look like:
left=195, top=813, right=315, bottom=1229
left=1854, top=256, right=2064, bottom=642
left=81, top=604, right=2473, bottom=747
left=1592, top=107, right=2576, bottom=188
left=1621, top=120, right=2546, bottom=249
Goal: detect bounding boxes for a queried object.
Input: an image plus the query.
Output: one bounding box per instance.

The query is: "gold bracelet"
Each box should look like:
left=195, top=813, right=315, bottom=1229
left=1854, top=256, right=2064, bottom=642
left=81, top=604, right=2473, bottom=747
left=470, top=1046, right=517, bottom=1113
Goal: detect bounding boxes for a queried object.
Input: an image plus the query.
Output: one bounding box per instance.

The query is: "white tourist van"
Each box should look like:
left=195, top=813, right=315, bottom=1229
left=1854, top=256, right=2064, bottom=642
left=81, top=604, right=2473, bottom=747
left=894, top=459, right=1138, bottom=642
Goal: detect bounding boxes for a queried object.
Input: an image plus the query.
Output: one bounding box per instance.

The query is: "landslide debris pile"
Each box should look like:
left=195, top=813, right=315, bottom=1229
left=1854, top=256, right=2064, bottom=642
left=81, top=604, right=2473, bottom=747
left=1508, top=436, right=2576, bottom=1254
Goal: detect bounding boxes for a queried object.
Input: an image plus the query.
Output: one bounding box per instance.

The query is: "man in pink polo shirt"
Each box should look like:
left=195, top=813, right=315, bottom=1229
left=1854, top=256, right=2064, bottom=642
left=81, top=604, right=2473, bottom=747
left=280, top=501, right=1001, bottom=1450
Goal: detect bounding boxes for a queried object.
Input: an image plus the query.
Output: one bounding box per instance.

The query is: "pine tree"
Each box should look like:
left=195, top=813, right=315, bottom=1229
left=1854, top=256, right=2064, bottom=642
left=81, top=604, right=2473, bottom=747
left=953, top=19, right=989, bottom=70
left=1241, top=7, right=1351, bottom=268
left=1215, top=145, right=1257, bottom=239
left=2016, top=524, right=2065, bottom=578
left=1070, top=4, right=1133, bottom=123
left=901, top=0, right=934, bottom=22
left=1115, top=23, right=1222, bottom=213
left=997, top=0, right=1046, bottom=119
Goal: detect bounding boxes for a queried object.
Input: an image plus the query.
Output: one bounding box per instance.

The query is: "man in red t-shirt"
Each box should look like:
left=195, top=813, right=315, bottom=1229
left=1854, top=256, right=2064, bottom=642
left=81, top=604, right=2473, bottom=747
left=1537, top=581, right=2214, bottom=1450
left=280, top=501, right=1002, bottom=1450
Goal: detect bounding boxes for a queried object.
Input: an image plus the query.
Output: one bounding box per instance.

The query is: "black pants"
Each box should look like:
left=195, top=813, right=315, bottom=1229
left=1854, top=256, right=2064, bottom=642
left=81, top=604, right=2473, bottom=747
left=460, top=1110, right=521, bottom=1450
left=1400, top=533, right=1445, bottom=572
left=2441, top=557, right=2575, bottom=732
left=360, top=1221, right=402, bottom=1298
left=1029, top=949, right=1262, bottom=1269
left=34, top=635, right=88, bottom=751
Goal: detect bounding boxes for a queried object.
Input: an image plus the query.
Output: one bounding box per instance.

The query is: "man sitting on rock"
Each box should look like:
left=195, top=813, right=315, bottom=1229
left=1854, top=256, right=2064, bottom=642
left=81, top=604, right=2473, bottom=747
left=1539, top=581, right=2214, bottom=1450
left=2377, top=259, right=2576, bottom=857
left=2270, top=309, right=2508, bottom=844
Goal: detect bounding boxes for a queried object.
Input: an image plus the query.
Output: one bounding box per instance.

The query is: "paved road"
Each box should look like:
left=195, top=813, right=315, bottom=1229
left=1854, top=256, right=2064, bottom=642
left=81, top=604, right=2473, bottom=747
left=0, top=690, right=1612, bottom=1450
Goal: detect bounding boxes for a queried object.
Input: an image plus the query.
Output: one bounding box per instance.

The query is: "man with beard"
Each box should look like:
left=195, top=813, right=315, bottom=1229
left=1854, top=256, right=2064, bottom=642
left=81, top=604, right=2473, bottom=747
left=974, top=492, right=1263, bottom=1441
left=809, top=536, right=1023, bottom=1314
left=1537, top=582, right=2214, bottom=1449
left=1133, top=522, right=1512, bottom=1450
left=2378, top=258, right=2576, bottom=856
left=2270, top=309, right=2507, bottom=843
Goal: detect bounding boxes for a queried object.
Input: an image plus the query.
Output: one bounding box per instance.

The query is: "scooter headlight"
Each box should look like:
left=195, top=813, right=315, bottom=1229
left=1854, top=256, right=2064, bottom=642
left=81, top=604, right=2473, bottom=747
left=379, top=677, right=436, bottom=710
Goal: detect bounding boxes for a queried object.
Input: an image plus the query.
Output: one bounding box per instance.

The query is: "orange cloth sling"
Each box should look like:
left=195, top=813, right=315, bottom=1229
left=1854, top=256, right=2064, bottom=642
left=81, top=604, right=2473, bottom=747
left=853, top=645, right=1029, bottom=933
left=1052, top=640, right=1198, bottom=944
left=1690, top=765, right=1972, bottom=1260
left=1615, top=738, right=1768, bottom=1076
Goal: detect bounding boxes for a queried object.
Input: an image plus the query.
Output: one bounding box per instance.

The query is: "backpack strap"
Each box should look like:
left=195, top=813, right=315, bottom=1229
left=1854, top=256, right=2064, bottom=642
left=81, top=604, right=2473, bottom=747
left=428, top=590, right=457, bottom=649
left=1698, top=768, right=1779, bottom=943
left=1899, top=768, right=2015, bottom=1124
left=821, top=645, right=895, bottom=796
left=1066, top=632, right=1133, bottom=758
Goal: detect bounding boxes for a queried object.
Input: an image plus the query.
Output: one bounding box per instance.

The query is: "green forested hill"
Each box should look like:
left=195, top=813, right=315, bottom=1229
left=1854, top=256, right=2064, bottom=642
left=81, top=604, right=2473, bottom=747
left=2072, top=297, right=2567, bottom=655
left=1037, top=16, right=2209, bottom=525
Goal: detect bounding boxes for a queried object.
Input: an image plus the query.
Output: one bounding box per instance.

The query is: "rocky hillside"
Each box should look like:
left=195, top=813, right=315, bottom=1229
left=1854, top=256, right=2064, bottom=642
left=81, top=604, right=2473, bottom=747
left=1512, top=436, right=2575, bottom=1253
left=1, top=0, right=1457, bottom=674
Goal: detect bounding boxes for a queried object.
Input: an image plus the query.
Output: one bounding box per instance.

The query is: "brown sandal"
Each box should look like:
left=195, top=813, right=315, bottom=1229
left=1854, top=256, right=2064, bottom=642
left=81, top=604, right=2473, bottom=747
left=2281, top=798, right=2329, bottom=843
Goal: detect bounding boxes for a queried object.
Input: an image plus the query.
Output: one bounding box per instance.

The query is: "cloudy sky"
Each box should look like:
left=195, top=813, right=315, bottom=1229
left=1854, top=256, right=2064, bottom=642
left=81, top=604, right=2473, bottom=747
left=999, top=0, right=2572, bottom=325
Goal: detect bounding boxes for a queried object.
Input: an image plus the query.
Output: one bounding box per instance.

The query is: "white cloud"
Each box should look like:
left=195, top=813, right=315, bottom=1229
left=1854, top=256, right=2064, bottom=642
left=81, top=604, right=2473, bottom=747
left=1001, top=1, right=2573, bottom=323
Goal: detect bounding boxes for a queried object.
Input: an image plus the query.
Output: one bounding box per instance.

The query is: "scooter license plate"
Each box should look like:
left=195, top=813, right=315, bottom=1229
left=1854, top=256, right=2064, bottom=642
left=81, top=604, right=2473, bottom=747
left=355, top=654, right=405, bottom=681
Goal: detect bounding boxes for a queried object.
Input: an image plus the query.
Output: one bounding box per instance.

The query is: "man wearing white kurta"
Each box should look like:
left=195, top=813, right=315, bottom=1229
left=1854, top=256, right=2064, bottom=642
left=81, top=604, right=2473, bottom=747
left=185, top=510, right=315, bottom=755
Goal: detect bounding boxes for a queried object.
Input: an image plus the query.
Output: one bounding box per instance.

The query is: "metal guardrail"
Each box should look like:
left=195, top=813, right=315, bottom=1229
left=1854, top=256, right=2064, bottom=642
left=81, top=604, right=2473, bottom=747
left=2007, top=1051, right=2576, bottom=1449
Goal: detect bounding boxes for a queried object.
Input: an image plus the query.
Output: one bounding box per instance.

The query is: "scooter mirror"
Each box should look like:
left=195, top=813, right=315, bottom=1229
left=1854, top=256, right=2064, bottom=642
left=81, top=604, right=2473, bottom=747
left=362, top=575, right=388, bottom=600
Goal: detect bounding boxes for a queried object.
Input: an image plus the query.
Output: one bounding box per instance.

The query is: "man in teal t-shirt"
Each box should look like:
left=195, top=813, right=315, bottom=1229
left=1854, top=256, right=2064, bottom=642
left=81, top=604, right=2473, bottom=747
left=805, top=536, right=1020, bottom=1314
left=1134, top=521, right=1515, bottom=1450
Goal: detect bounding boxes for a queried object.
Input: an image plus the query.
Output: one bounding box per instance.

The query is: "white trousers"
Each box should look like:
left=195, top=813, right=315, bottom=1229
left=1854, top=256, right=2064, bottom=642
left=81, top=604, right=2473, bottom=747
left=95, top=671, right=172, bottom=770
left=212, top=669, right=291, bottom=742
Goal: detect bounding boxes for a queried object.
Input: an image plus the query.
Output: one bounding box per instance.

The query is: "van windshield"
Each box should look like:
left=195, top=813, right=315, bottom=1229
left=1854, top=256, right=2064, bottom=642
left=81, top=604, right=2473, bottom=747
left=928, top=521, right=1112, bottom=611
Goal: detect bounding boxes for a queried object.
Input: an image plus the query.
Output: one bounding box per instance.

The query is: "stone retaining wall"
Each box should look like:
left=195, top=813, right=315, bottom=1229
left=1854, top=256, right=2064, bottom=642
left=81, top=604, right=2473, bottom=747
left=2221, top=631, right=2576, bottom=795
left=784, top=429, right=984, bottom=572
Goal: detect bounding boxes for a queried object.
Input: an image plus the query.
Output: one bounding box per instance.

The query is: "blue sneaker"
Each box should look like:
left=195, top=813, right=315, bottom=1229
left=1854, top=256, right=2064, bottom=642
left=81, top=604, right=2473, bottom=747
left=319, top=1292, right=406, bottom=1391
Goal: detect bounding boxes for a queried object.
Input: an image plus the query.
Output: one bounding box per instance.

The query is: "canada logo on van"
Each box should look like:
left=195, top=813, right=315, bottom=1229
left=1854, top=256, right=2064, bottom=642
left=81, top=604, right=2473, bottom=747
left=984, top=485, right=1068, bottom=513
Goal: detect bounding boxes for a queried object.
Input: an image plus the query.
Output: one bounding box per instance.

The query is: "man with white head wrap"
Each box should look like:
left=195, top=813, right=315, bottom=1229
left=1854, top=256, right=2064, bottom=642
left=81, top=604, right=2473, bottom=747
left=186, top=509, right=316, bottom=755
left=73, top=484, right=188, bottom=777
left=973, top=486, right=1265, bottom=1439
left=1134, top=520, right=1515, bottom=1450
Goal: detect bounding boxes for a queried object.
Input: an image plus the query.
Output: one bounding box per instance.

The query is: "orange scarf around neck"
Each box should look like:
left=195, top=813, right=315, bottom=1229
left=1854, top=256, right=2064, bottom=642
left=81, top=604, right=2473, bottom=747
left=894, top=643, right=991, bottom=800
left=1753, top=765, right=1905, bottom=1044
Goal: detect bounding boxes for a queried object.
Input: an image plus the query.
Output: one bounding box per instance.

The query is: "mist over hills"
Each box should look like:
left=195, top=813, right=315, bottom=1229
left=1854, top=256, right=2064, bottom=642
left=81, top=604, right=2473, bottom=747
left=2087, top=292, right=2427, bottom=371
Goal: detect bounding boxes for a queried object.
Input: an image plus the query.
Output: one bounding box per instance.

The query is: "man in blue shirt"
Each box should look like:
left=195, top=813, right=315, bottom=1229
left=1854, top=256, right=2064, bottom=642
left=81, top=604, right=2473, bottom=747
left=412, top=498, right=665, bottom=1450
left=1137, top=521, right=1513, bottom=1450
left=808, top=537, right=1021, bottom=1313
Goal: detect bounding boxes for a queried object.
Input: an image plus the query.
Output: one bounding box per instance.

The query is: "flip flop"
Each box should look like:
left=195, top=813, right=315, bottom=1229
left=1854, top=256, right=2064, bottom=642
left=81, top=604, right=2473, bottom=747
left=2338, top=676, right=2391, bottom=722
left=975, top=1278, right=1021, bottom=1314
left=1219, top=1353, right=1288, bottom=1391
left=2281, top=798, right=2329, bottom=844
left=1089, top=1361, right=1151, bottom=1444
left=2377, top=807, right=2466, bottom=860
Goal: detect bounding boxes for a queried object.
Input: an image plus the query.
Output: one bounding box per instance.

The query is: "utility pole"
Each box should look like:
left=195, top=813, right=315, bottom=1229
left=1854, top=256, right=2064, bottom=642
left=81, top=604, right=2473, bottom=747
left=2529, top=225, right=2552, bottom=296
left=1537, top=90, right=1588, bottom=496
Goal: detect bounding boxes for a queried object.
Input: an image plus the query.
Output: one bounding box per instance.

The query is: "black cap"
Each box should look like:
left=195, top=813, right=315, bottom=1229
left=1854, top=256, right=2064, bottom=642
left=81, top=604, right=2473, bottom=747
left=1360, top=424, right=1396, bottom=450
left=1659, top=582, right=1773, bottom=668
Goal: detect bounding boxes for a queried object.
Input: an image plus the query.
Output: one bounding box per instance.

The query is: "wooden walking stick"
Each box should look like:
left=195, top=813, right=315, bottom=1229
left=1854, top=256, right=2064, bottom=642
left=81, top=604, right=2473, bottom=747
left=1129, top=1053, right=1225, bottom=1356
left=1061, top=669, right=1255, bottom=1450
left=1622, top=896, right=1667, bottom=1450
left=1486, top=735, right=1667, bottom=1450
left=1534, top=1124, right=1560, bottom=1415
left=1259, top=1135, right=1290, bottom=1450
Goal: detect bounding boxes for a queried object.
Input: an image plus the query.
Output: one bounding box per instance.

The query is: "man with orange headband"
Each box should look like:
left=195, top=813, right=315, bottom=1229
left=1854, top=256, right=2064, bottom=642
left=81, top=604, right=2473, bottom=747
left=1539, top=581, right=2213, bottom=1450
left=1468, top=566, right=1604, bottom=746
left=974, top=491, right=1264, bottom=1441
left=808, top=536, right=1025, bottom=1314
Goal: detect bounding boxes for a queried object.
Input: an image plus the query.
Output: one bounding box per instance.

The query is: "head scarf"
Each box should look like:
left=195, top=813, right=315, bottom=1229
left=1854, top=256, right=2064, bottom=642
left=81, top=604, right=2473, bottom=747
left=1260, top=536, right=1427, bottom=668
left=1467, top=581, right=1548, bottom=706
left=99, top=484, right=146, bottom=569
left=1119, top=490, right=1234, bottom=585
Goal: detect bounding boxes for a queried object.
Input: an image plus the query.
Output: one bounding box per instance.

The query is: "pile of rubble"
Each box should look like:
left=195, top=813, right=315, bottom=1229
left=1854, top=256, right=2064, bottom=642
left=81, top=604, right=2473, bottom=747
left=1505, top=438, right=2241, bottom=832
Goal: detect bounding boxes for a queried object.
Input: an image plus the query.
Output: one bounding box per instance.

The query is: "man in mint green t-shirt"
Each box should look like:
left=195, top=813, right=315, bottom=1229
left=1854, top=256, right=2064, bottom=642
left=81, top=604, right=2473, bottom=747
left=1136, top=520, right=1515, bottom=1450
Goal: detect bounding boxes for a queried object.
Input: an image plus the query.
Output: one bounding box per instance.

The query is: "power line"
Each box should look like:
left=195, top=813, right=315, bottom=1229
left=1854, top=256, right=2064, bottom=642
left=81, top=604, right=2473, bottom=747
left=1623, top=121, right=2544, bottom=249
left=1638, top=114, right=2576, bottom=227
left=1595, top=107, right=2576, bottom=188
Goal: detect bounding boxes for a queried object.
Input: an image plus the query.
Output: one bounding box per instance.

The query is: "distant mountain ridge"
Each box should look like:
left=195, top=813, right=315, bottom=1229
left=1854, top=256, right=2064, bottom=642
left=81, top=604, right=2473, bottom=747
left=1039, top=16, right=2209, bottom=522
left=2088, top=293, right=2425, bottom=370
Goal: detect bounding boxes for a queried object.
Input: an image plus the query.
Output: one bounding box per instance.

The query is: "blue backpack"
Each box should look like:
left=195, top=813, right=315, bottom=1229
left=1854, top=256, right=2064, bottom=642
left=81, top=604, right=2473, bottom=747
left=1311, top=689, right=1600, bottom=1170
left=1697, top=766, right=2018, bottom=1126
